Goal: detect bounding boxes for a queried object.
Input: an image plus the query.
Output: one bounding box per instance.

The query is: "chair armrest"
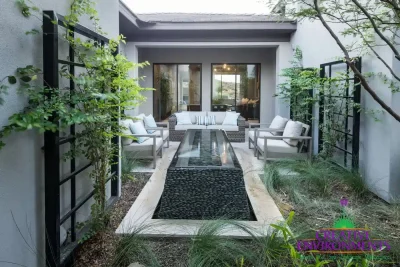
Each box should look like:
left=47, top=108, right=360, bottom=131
left=249, top=123, right=271, bottom=129
left=127, top=134, right=161, bottom=138
left=156, top=122, right=168, bottom=128
left=259, top=135, right=312, bottom=140
left=145, top=127, right=165, bottom=131
left=256, top=128, right=285, bottom=133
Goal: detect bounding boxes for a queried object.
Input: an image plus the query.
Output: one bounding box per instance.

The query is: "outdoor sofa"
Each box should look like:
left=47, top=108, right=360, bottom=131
left=168, top=111, right=246, bottom=142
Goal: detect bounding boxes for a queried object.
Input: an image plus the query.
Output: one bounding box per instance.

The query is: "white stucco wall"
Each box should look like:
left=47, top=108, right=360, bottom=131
left=134, top=47, right=278, bottom=124
left=0, top=1, right=119, bottom=266
left=291, top=19, right=400, bottom=202
left=124, top=42, right=140, bottom=117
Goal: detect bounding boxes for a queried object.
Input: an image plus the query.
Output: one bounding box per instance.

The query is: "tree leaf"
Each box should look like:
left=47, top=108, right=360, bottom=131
left=8, top=76, right=17, bottom=84
left=20, top=76, right=32, bottom=82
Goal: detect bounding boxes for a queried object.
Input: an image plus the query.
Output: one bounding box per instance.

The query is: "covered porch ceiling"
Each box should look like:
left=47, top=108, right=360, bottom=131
left=119, top=1, right=297, bottom=43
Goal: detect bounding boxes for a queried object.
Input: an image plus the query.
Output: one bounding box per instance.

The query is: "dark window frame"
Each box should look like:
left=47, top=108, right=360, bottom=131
left=210, top=63, right=261, bottom=119
left=152, top=63, right=203, bottom=119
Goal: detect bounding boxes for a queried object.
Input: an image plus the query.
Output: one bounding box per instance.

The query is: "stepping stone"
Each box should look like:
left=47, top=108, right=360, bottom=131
left=128, top=263, right=145, bottom=267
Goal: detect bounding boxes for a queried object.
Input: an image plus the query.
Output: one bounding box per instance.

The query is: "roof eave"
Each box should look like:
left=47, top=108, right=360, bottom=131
left=135, top=21, right=297, bottom=31
left=119, top=1, right=156, bottom=28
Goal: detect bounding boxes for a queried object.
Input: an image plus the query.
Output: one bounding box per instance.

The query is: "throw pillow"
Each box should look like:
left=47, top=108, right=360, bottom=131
left=282, top=120, right=303, bottom=147
left=208, top=115, right=216, bottom=125
left=175, top=112, right=192, bottom=125
left=196, top=115, right=207, bottom=125
left=222, top=112, right=240, bottom=125
left=132, top=113, right=146, bottom=128
left=269, top=115, right=289, bottom=136
left=120, top=119, right=134, bottom=146
left=143, top=114, right=157, bottom=133
left=129, top=121, right=150, bottom=144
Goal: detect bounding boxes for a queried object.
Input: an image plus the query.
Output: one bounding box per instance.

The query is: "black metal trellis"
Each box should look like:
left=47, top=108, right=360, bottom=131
left=318, top=59, right=361, bottom=169
left=43, top=11, right=120, bottom=267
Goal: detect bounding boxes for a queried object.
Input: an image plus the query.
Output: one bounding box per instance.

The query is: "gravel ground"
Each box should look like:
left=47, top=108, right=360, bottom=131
left=75, top=173, right=152, bottom=267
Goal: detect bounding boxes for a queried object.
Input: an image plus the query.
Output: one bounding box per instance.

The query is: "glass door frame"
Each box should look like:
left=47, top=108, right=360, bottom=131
left=152, top=63, right=203, bottom=120
left=210, top=63, right=261, bottom=119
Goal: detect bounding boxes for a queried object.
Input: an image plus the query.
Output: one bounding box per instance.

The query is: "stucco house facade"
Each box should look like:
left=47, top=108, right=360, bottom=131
left=120, top=1, right=400, bottom=203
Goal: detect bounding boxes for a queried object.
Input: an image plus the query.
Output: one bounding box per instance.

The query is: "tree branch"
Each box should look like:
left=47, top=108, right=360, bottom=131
left=352, top=0, right=400, bottom=61
left=313, top=0, right=400, bottom=122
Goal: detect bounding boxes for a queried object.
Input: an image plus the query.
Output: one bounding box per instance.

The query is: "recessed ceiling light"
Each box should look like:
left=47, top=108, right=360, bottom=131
left=214, top=68, right=216, bottom=71
left=228, top=67, right=230, bottom=70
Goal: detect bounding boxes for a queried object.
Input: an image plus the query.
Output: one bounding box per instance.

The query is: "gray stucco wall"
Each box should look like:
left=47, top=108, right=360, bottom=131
left=135, top=47, right=277, bottom=124
left=291, top=18, right=400, bottom=202
left=0, top=1, right=119, bottom=266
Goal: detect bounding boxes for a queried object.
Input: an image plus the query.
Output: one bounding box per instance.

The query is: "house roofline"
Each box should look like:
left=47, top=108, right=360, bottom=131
left=119, top=1, right=155, bottom=28
left=119, top=0, right=296, bottom=32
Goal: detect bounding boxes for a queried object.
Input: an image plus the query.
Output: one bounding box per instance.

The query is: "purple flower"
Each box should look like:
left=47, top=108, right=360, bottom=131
left=340, top=198, right=349, bottom=207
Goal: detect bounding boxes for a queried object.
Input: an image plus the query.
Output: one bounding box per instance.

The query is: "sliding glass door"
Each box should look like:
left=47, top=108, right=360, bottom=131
left=212, top=64, right=260, bottom=121
left=153, top=64, right=202, bottom=121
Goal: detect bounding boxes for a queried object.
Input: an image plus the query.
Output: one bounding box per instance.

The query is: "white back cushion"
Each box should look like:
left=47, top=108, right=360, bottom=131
left=183, top=111, right=206, bottom=124
left=175, top=112, right=192, bottom=125
left=270, top=115, right=289, bottom=136
left=282, top=120, right=303, bottom=147
left=143, top=114, right=157, bottom=133
left=129, top=121, right=150, bottom=144
left=132, top=113, right=146, bottom=128
left=222, top=112, right=240, bottom=125
left=120, top=119, right=134, bottom=146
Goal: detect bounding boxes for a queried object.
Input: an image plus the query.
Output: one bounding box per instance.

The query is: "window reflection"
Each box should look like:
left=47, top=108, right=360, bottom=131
left=212, top=64, right=260, bottom=122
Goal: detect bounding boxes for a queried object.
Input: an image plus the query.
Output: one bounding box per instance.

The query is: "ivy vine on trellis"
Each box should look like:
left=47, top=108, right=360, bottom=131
left=0, top=0, right=151, bottom=238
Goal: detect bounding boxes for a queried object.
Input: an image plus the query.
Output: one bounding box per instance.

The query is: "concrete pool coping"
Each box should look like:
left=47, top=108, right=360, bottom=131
left=116, top=142, right=283, bottom=238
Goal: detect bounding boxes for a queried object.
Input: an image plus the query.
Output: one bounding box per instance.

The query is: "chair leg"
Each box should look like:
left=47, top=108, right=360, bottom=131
left=153, top=138, right=157, bottom=169
left=160, top=146, right=163, bottom=158
left=257, top=148, right=260, bottom=160
left=264, top=141, right=268, bottom=164
left=167, top=137, right=170, bottom=148
left=248, top=138, right=251, bottom=149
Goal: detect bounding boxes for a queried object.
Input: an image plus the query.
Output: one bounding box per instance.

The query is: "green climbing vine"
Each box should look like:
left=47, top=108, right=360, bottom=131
left=276, top=47, right=360, bottom=159
left=1, top=0, right=151, bottom=239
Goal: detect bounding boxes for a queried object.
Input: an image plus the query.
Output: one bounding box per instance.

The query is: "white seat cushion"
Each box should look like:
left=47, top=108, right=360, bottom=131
left=182, top=111, right=206, bottom=124
left=149, top=130, right=169, bottom=140
left=249, top=130, right=273, bottom=141
left=123, top=137, right=163, bottom=152
left=282, top=120, right=303, bottom=146
left=206, top=125, right=239, bottom=131
left=257, top=138, right=298, bottom=153
left=175, top=125, right=207, bottom=130
left=207, top=112, right=227, bottom=124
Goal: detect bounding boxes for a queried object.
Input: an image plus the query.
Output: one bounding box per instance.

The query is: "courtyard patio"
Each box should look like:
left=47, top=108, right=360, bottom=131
left=116, top=131, right=283, bottom=238
left=2, top=0, right=400, bottom=266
